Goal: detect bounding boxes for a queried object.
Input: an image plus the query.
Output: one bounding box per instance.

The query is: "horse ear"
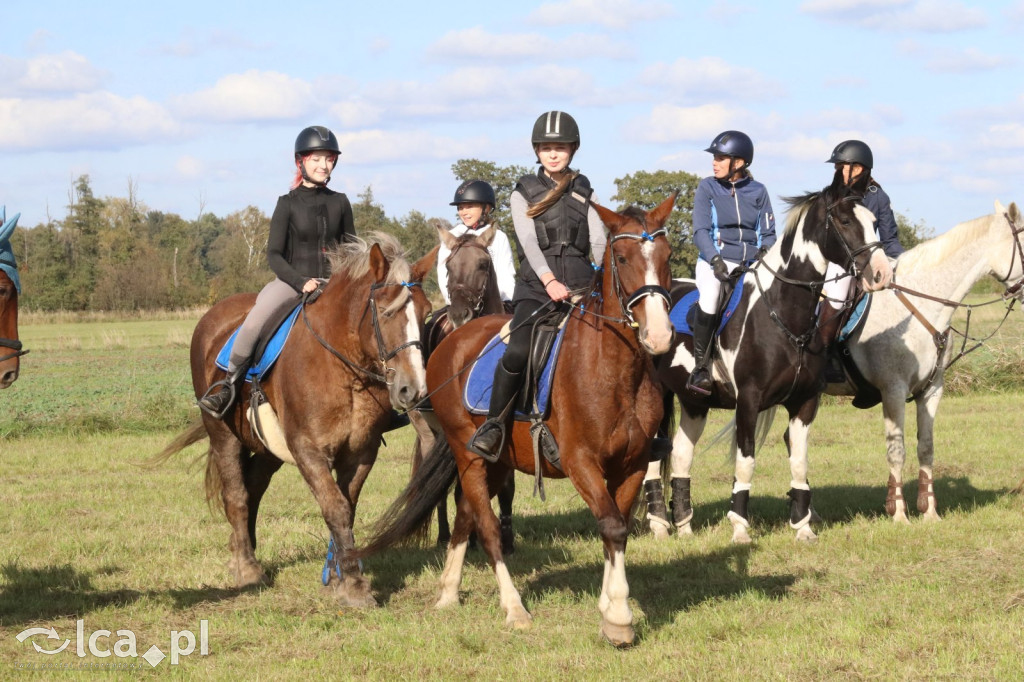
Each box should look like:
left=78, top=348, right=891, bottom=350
left=411, top=244, right=439, bottom=283
left=436, top=222, right=457, bottom=249
left=477, top=225, right=497, bottom=247
left=648, top=192, right=678, bottom=228
left=0, top=209, right=20, bottom=244
left=593, top=202, right=627, bottom=234
left=994, top=199, right=1006, bottom=215
left=369, top=243, right=390, bottom=282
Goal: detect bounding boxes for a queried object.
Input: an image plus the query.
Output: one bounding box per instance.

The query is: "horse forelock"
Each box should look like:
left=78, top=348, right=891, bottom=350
left=327, top=232, right=413, bottom=314
left=621, top=205, right=648, bottom=229
left=782, top=191, right=820, bottom=237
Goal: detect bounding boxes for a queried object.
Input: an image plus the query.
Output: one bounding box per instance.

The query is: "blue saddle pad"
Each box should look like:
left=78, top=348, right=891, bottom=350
left=669, top=273, right=746, bottom=336
left=463, top=327, right=568, bottom=418
left=215, top=305, right=303, bottom=380
left=837, top=293, right=870, bottom=343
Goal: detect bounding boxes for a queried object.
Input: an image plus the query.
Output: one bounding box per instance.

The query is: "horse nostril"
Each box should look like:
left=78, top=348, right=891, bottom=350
left=0, top=370, right=16, bottom=387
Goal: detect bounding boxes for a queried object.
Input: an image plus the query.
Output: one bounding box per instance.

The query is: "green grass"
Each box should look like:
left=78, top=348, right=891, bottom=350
left=1, top=310, right=1023, bottom=679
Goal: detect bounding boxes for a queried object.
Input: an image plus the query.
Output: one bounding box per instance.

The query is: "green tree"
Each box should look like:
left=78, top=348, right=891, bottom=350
left=63, top=175, right=105, bottom=309
left=611, top=169, right=702, bottom=278
left=895, top=212, right=932, bottom=250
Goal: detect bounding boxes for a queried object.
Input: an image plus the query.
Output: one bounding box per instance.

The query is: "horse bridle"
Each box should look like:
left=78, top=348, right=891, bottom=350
left=823, top=196, right=883, bottom=280
left=303, top=280, right=423, bottom=385
left=445, top=239, right=493, bottom=317
left=607, top=228, right=672, bottom=327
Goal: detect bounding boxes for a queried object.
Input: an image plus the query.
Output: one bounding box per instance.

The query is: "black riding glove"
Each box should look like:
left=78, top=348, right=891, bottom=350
left=711, top=255, right=730, bottom=282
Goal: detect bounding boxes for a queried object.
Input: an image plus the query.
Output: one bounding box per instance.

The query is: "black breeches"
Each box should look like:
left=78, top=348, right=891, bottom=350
left=500, top=298, right=550, bottom=374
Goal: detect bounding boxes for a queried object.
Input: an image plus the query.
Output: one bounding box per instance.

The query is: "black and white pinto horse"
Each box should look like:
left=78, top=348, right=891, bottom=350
left=648, top=173, right=892, bottom=543
left=823, top=200, right=1024, bottom=522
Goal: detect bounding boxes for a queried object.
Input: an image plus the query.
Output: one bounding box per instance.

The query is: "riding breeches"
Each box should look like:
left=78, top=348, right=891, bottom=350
left=500, top=298, right=553, bottom=374
left=694, top=257, right=741, bottom=314
left=226, top=278, right=302, bottom=372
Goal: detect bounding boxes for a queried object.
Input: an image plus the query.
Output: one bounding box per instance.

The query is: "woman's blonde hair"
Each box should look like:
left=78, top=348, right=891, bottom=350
left=526, top=168, right=578, bottom=219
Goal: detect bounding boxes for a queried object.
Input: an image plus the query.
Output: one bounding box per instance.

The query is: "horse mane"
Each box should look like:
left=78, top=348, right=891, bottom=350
left=897, top=214, right=990, bottom=271
left=781, top=190, right=821, bottom=236
left=326, top=232, right=413, bottom=314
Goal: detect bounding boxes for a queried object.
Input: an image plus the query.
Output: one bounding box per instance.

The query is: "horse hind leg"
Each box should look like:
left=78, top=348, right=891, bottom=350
left=208, top=432, right=268, bottom=588
left=728, top=404, right=760, bottom=544
left=915, top=391, right=941, bottom=521
left=783, top=408, right=818, bottom=543
left=882, top=390, right=911, bottom=524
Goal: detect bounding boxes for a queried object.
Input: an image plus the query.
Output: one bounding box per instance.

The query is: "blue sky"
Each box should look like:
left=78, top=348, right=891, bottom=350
left=4, top=0, right=1024, bottom=236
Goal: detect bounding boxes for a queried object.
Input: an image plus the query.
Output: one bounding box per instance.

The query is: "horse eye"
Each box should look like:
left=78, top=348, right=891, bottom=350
left=617, top=254, right=628, bottom=265
left=477, top=262, right=489, bottom=272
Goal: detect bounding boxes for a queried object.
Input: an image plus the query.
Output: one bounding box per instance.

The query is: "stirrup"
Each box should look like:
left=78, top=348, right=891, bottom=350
left=466, top=418, right=506, bottom=463
left=197, top=378, right=237, bottom=419
left=687, top=369, right=712, bottom=396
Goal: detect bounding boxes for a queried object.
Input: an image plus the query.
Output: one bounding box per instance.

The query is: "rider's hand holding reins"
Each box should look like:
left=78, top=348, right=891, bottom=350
left=544, top=278, right=570, bottom=302
left=711, top=255, right=730, bottom=282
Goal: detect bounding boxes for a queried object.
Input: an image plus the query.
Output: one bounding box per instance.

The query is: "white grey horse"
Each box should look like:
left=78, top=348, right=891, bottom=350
left=824, top=200, right=1024, bottom=523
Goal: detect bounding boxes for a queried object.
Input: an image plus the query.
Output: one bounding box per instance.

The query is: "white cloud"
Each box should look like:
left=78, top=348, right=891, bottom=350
left=978, top=122, right=1024, bottom=149
left=790, top=106, right=904, bottom=132
left=0, top=51, right=107, bottom=95
left=0, top=93, right=180, bottom=151
left=156, top=30, right=271, bottom=58
left=639, top=57, right=780, bottom=101
left=950, top=174, right=1002, bottom=195
left=802, top=0, right=987, bottom=32
left=427, top=27, right=632, bottom=61
left=171, top=70, right=316, bottom=122
left=336, top=129, right=490, bottom=165
left=899, top=40, right=1010, bottom=72
left=528, top=0, right=674, bottom=28
left=174, top=155, right=205, bottom=178
left=624, top=103, right=745, bottom=144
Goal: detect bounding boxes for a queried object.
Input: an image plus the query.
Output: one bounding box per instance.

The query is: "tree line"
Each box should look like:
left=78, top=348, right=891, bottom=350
left=9, top=164, right=930, bottom=312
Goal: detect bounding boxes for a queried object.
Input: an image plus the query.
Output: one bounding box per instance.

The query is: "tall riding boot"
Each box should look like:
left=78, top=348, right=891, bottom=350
left=686, top=308, right=717, bottom=395
left=466, top=362, right=522, bottom=462
left=197, top=364, right=250, bottom=419
left=817, top=303, right=846, bottom=385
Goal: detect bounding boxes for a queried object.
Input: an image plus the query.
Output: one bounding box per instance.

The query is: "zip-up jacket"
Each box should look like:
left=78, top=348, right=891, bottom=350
left=862, top=182, right=904, bottom=259
left=692, top=175, right=776, bottom=264
left=267, top=184, right=355, bottom=292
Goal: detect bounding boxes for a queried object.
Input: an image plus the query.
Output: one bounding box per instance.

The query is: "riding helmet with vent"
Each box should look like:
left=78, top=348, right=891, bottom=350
left=531, top=111, right=580, bottom=148
left=705, top=130, right=754, bottom=165
left=294, top=126, right=341, bottom=158
left=450, top=180, right=496, bottom=208
left=826, top=140, right=873, bottom=169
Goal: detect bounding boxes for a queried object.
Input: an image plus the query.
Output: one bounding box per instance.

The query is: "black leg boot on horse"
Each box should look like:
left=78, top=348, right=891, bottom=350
left=197, top=360, right=251, bottom=419
left=467, top=360, right=523, bottom=462
left=686, top=307, right=717, bottom=396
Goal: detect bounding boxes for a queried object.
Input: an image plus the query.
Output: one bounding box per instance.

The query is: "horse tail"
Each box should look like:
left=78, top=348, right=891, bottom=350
left=355, top=436, right=458, bottom=559
left=711, top=406, right=779, bottom=464
left=142, top=420, right=209, bottom=469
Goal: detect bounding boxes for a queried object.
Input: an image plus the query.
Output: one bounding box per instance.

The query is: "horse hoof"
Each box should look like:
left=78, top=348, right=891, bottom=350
left=891, top=513, right=911, bottom=525
left=730, top=527, right=752, bottom=544
left=505, top=606, right=533, bottom=630
left=650, top=524, right=670, bottom=540
left=229, top=559, right=269, bottom=588
left=329, top=577, right=377, bottom=608
left=794, top=526, right=818, bottom=543
left=600, top=620, right=636, bottom=648
left=675, top=522, right=693, bottom=537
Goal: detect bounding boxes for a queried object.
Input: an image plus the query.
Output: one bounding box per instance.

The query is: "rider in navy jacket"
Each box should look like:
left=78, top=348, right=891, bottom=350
left=688, top=130, right=776, bottom=395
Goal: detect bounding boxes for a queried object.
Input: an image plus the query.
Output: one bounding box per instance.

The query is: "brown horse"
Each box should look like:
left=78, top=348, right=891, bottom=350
left=408, top=223, right=517, bottom=550
left=0, top=207, right=25, bottom=388
left=154, top=233, right=436, bottom=606
left=358, top=196, right=677, bottom=646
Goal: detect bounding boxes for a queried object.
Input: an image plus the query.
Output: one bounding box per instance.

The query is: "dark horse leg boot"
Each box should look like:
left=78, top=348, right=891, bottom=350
left=467, top=362, right=522, bottom=462
left=197, top=364, right=250, bottom=419
left=686, top=308, right=717, bottom=396
left=644, top=479, right=671, bottom=537
left=670, top=477, right=694, bottom=533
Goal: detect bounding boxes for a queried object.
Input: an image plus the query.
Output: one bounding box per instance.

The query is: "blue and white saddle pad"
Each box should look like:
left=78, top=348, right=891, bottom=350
left=837, top=293, right=870, bottom=343
left=669, top=274, right=746, bottom=336
left=463, top=327, right=568, bottom=417
left=215, top=305, right=303, bottom=381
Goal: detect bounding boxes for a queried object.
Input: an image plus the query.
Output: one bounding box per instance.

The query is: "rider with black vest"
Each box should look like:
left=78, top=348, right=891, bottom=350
left=688, top=130, right=776, bottom=395
left=198, top=125, right=355, bottom=418
left=466, top=111, right=607, bottom=460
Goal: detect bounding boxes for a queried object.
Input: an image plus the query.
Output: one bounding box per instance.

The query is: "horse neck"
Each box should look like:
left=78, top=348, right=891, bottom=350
left=315, top=273, right=373, bottom=358
left=571, top=257, right=645, bottom=365
left=897, top=215, right=1008, bottom=322
left=480, top=269, right=504, bottom=315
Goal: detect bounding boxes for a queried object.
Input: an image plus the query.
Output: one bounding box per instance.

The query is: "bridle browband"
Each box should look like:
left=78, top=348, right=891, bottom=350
left=303, top=279, right=423, bottom=385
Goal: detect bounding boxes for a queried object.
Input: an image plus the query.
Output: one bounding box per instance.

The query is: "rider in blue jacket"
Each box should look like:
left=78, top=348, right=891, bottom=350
left=688, top=130, right=776, bottom=395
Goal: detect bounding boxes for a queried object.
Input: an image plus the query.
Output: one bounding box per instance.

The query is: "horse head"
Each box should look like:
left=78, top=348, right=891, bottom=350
left=593, top=193, right=676, bottom=355
left=0, top=206, right=24, bottom=388
left=357, top=236, right=436, bottom=411
left=992, top=200, right=1024, bottom=301
left=437, top=223, right=501, bottom=328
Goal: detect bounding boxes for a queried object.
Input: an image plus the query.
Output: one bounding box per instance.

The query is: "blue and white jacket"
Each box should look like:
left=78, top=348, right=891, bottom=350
left=692, top=175, right=776, bottom=265
left=862, top=183, right=904, bottom=259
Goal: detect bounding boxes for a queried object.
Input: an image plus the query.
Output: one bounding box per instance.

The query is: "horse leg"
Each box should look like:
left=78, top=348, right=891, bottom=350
left=243, top=454, right=284, bottom=551
left=669, top=404, right=707, bottom=537
left=642, top=396, right=675, bottom=539
left=784, top=398, right=820, bottom=543
left=914, top=388, right=943, bottom=521
left=728, top=399, right=760, bottom=544
left=299, top=452, right=377, bottom=608
left=881, top=388, right=911, bottom=524
left=208, top=430, right=267, bottom=587
left=497, top=474, right=515, bottom=555
left=588, top=467, right=643, bottom=648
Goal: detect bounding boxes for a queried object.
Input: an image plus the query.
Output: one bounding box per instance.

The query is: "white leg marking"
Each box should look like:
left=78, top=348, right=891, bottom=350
left=495, top=560, right=531, bottom=629
left=435, top=540, right=468, bottom=609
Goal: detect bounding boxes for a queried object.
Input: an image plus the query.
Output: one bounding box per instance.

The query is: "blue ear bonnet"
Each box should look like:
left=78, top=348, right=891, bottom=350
left=0, top=206, right=21, bottom=294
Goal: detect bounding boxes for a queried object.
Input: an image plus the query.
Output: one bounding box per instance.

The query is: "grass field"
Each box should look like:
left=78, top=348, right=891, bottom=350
left=1, top=299, right=1022, bottom=679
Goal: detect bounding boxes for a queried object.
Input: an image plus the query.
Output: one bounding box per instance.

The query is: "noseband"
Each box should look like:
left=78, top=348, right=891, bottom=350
left=608, top=228, right=671, bottom=327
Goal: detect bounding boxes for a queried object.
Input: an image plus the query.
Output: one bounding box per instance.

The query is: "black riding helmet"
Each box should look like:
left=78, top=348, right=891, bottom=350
left=450, top=180, right=496, bottom=208
left=294, top=125, right=341, bottom=158
left=826, top=140, right=873, bottom=169
left=532, top=111, right=580, bottom=149
left=705, top=130, right=754, bottom=165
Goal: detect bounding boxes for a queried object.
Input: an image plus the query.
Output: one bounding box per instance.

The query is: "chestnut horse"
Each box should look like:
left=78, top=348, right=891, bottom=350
left=0, top=206, right=26, bottom=388
left=648, top=172, right=892, bottom=544
left=154, top=234, right=435, bottom=606
left=408, top=224, right=516, bottom=550
left=358, top=196, right=677, bottom=647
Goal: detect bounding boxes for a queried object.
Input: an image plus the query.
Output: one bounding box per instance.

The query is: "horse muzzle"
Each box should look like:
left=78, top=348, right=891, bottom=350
left=861, top=250, right=893, bottom=292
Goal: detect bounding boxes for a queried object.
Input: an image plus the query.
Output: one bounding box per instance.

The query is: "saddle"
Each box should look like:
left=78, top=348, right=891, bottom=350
left=668, top=274, right=746, bottom=338
left=215, top=302, right=303, bottom=381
